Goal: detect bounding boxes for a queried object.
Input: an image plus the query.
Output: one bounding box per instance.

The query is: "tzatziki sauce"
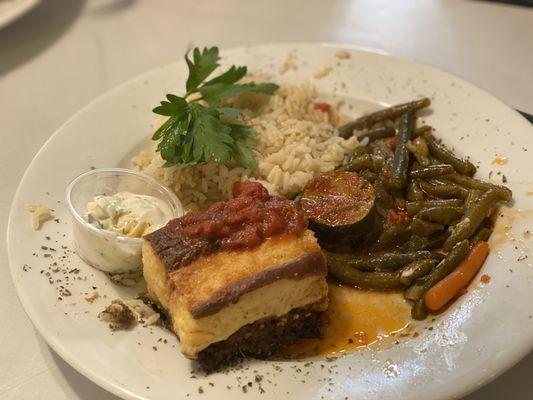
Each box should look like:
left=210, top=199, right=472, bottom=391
left=75, top=191, right=174, bottom=273
left=84, top=192, right=170, bottom=237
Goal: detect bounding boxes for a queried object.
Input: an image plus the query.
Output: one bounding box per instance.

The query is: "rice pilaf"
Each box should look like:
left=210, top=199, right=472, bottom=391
left=132, top=83, right=360, bottom=210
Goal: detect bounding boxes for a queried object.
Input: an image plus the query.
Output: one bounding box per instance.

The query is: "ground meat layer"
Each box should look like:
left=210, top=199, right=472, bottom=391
left=196, top=303, right=324, bottom=372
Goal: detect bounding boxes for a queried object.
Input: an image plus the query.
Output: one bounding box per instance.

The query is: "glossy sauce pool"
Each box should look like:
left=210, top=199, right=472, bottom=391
left=288, top=283, right=410, bottom=358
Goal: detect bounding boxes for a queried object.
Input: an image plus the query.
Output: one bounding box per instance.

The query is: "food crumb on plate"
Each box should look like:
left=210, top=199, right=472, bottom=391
left=108, top=269, right=143, bottom=287
left=98, top=297, right=161, bottom=331
left=480, top=274, right=491, bottom=284
left=335, top=50, right=351, bottom=59
left=26, top=204, right=53, bottom=230
left=99, top=299, right=136, bottom=330
left=313, top=64, right=333, bottom=79
left=85, top=291, right=100, bottom=303
left=126, top=299, right=160, bottom=326
left=279, top=52, right=298, bottom=74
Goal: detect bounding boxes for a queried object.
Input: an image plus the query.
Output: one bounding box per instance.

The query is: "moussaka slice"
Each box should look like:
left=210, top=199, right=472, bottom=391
left=142, top=181, right=328, bottom=371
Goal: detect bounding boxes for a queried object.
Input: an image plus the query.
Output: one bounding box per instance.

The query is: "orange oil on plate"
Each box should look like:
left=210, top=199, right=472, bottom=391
left=491, top=156, right=508, bottom=165
left=490, top=208, right=533, bottom=248
left=288, top=283, right=410, bottom=358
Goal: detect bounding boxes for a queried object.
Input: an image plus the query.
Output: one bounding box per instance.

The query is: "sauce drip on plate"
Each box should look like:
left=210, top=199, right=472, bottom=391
left=288, top=284, right=410, bottom=358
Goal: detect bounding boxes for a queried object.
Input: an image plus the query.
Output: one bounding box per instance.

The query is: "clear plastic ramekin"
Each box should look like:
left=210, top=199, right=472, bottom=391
left=66, top=168, right=183, bottom=273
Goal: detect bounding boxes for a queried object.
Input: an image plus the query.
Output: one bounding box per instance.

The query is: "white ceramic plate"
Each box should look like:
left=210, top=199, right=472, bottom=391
left=8, top=43, right=533, bottom=400
left=0, top=0, right=39, bottom=29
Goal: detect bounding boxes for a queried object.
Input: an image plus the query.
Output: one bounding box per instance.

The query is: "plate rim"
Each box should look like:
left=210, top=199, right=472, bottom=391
left=7, top=42, right=533, bottom=400
left=0, top=0, right=41, bottom=30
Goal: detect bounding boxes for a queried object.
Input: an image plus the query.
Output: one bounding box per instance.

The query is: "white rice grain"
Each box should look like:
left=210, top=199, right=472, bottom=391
left=132, top=83, right=360, bottom=209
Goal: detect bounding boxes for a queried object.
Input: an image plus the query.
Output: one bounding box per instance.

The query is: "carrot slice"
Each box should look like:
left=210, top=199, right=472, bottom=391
left=425, top=241, right=489, bottom=311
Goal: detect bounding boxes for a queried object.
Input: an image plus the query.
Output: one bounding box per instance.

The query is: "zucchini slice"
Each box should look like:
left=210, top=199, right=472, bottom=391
left=300, top=171, right=376, bottom=241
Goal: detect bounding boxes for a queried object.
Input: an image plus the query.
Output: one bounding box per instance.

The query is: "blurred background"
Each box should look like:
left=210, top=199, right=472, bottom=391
left=1, top=1, right=531, bottom=399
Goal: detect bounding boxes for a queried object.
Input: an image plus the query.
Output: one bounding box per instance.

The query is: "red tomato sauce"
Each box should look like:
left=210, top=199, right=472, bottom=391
left=170, top=181, right=307, bottom=251
left=314, top=102, right=332, bottom=112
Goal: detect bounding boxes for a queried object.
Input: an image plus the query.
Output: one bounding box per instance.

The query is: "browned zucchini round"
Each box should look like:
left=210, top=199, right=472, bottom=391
left=299, top=171, right=376, bottom=242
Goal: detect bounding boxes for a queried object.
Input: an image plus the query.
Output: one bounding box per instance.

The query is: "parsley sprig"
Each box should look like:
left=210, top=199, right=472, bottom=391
left=152, top=47, right=279, bottom=170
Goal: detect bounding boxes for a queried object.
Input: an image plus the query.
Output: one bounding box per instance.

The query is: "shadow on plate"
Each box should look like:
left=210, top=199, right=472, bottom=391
left=86, top=0, right=137, bottom=15
left=0, top=0, right=86, bottom=77
left=34, top=335, right=119, bottom=399
left=50, top=351, right=119, bottom=399
left=463, top=350, right=533, bottom=399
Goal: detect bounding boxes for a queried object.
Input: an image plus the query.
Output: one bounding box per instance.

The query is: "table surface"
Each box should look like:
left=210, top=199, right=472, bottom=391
left=1, top=1, right=532, bottom=399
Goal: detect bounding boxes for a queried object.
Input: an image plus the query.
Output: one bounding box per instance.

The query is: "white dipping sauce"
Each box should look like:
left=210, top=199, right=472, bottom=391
left=76, top=192, right=174, bottom=273
left=84, top=192, right=170, bottom=237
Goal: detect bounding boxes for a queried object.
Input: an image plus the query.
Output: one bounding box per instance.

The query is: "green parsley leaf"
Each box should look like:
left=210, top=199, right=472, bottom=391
left=217, top=107, right=242, bottom=119
left=152, top=94, right=188, bottom=117
left=152, top=115, right=176, bottom=141
left=229, top=124, right=257, bottom=171
left=185, top=47, right=220, bottom=95
left=188, top=103, right=234, bottom=164
left=199, top=82, right=279, bottom=108
left=204, top=65, right=247, bottom=86
left=156, top=113, right=189, bottom=163
left=152, top=46, right=278, bottom=170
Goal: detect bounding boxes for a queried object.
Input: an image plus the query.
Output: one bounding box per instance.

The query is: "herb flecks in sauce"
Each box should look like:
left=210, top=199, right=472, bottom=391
left=84, top=192, right=171, bottom=238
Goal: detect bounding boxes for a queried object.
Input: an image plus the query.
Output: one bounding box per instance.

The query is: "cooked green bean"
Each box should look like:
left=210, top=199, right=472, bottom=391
left=407, top=180, right=425, bottom=201
left=359, top=170, right=378, bottom=182
left=400, top=230, right=450, bottom=252
left=424, top=231, right=450, bottom=250
left=400, top=235, right=429, bottom=252
left=416, top=206, right=463, bottom=225
left=392, top=190, right=407, bottom=209
left=404, top=280, right=426, bottom=300
left=471, top=227, right=493, bottom=245
left=356, top=125, right=396, bottom=142
left=425, top=134, right=476, bottom=176
left=338, top=98, right=431, bottom=134
left=371, top=140, right=394, bottom=159
left=322, top=97, right=512, bottom=321
left=446, top=173, right=512, bottom=202
left=325, top=250, right=443, bottom=272
left=372, top=251, right=444, bottom=271
left=425, top=240, right=469, bottom=290
left=411, top=217, right=445, bottom=236
left=325, top=252, right=374, bottom=272
left=406, top=136, right=431, bottom=166
left=372, top=225, right=410, bottom=250
left=328, top=261, right=404, bottom=290
left=419, top=180, right=468, bottom=199
left=344, top=154, right=374, bottom=172
left=410, top=164, right=454, bottom=179
left=400, top=259, right=437, bottom=286
left=389, top=113, right=414, bottom=189
left=406, top=199, right=463, bottom=215
left=370, top=155, right=384, bottom=172
left=464, top=189, right=483, bottom=210
left=443, top=189, right=500, bottom=251
left=412, top=125, right=432, bottom=138
left=410, top=240, right=469, bottom=319
left=357, top=213, right=386, bottom=249
left=412, top=299, right=429, bottom=320
left=373, top=179, right=396, bottom=209
left=367, top=141, right=393, bottom=174
left=349, top=146, right=371, bottom=158
left=431, top=177, right=472, bottom=194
